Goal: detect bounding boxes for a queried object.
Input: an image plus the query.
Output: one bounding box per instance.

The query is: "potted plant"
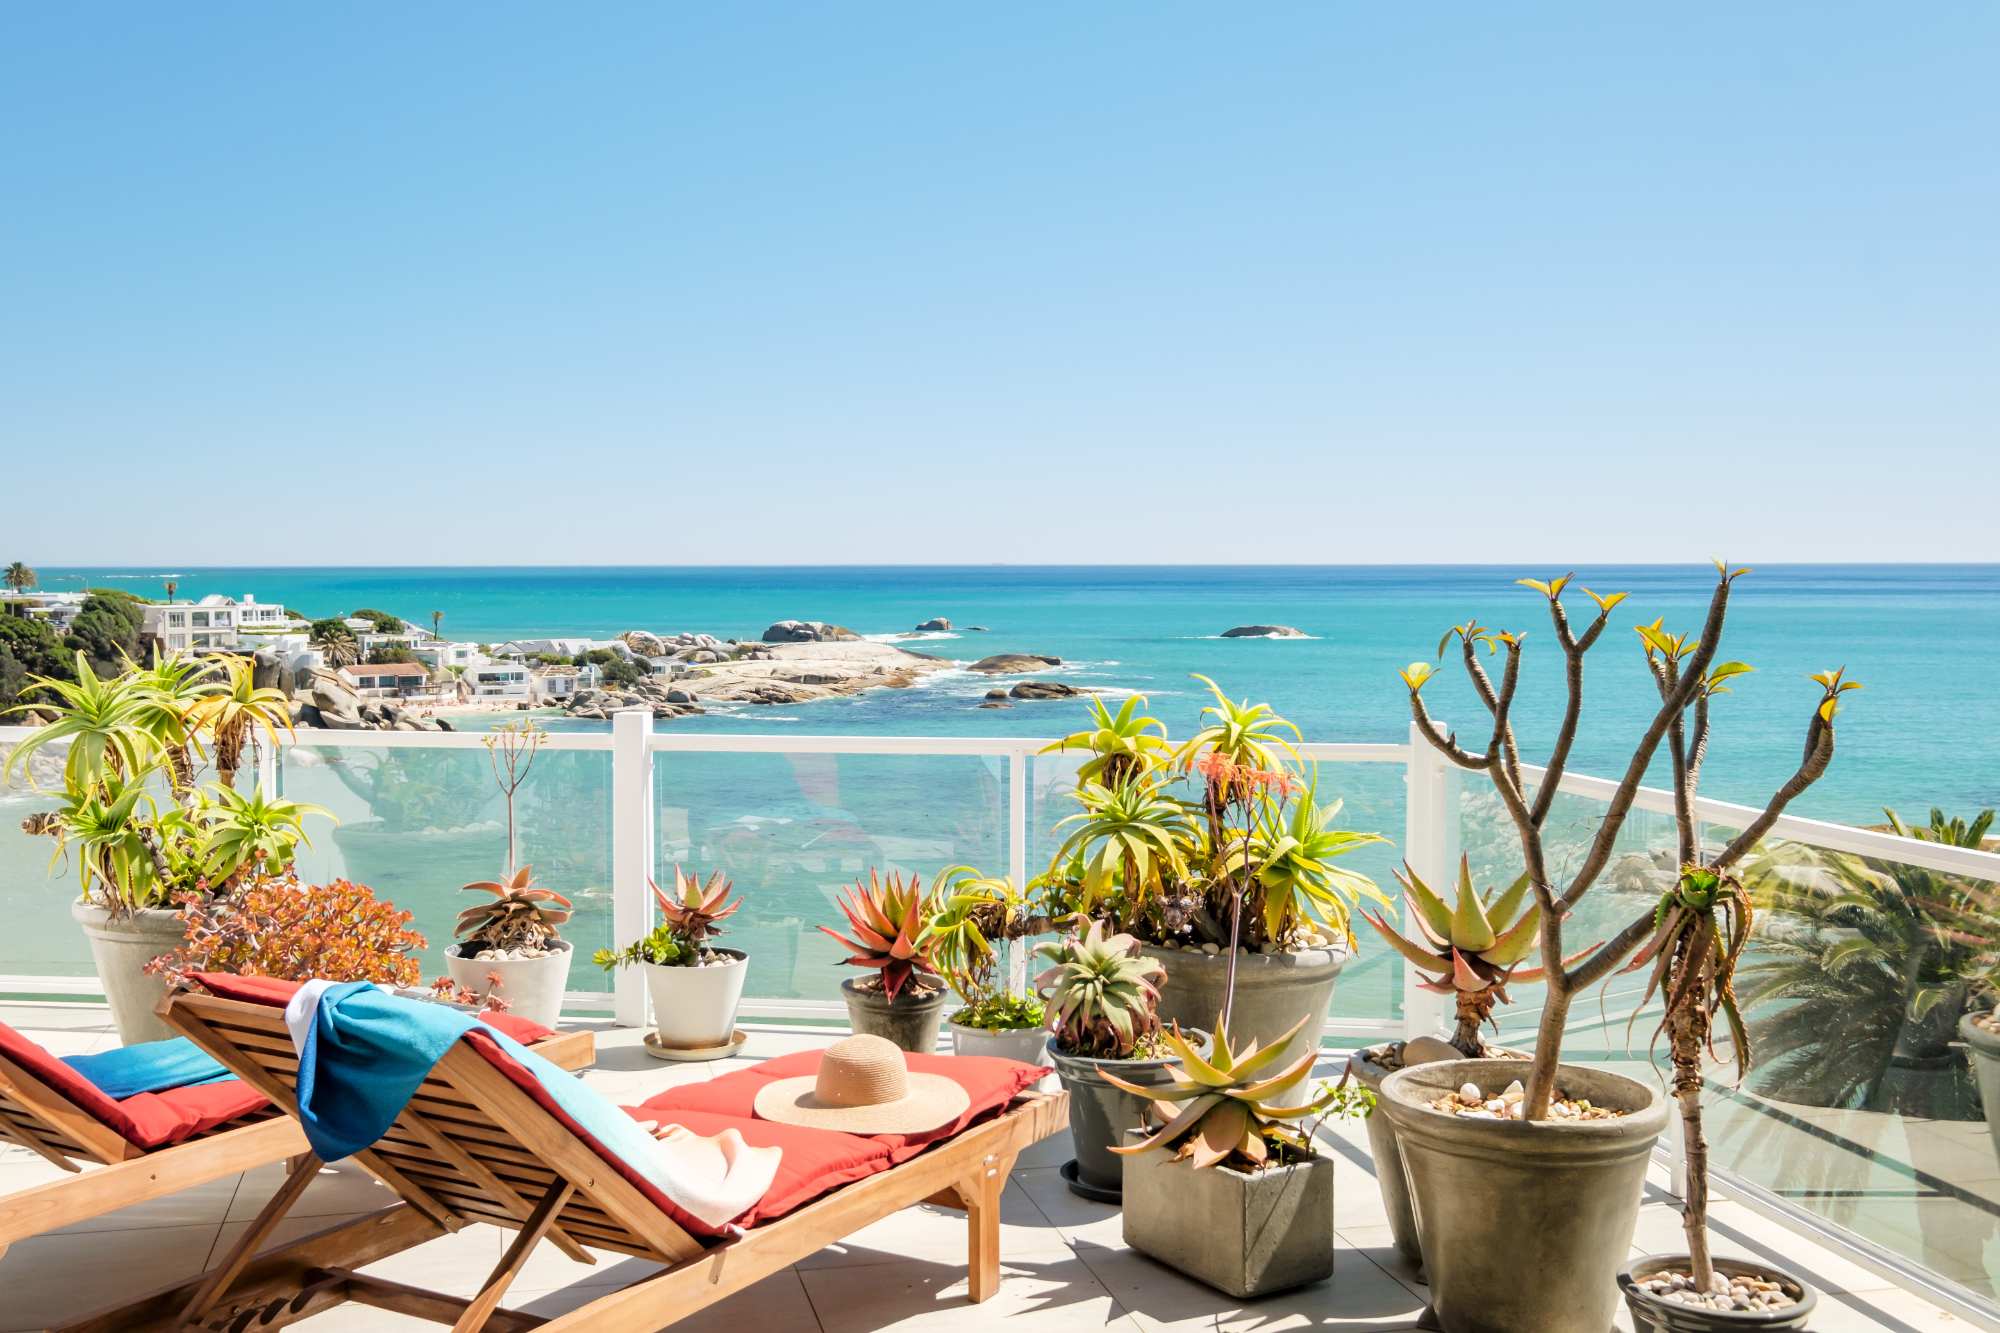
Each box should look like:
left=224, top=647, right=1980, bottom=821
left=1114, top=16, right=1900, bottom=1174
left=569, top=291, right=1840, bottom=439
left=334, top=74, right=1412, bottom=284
left=146, top=870, right=428, bottom=988
left=1038, top=920, right=1206, bottom=1200
left=444, top=721, right=573, bottom=1025
left=1379, top=567, right=1851, bottom=1333
left=1042, top=685, right=1387, bottom=1100
left=822, top=868, right=949, bottom=1052
left=930, top=864, right=1053, bottom=1065
left=1346, top=857, right=1568, bottom=1266
left=9, top=650, right=327, bottom=1040
left=1616, top=866, right=1819, bottom=1329
left=1110, top=1013, right=1372, bottom=1297
left=596, top=867, right=749, bottom=1059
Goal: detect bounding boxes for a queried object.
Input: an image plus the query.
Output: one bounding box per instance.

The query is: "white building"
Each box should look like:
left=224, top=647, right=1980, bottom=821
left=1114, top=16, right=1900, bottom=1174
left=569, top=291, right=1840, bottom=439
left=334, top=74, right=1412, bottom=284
left=463, top=662, right=534, bottom=699
left=143, top=595, right=303, bottom=654
left=408, top=639, right=481, bottom=671
left=0, top=591, right=86, bottom=630
left=530, top=663, right=600, bottom=700
left=494, top=637, right=598, bottom=662
left=337, top=662, right=433, bottom=698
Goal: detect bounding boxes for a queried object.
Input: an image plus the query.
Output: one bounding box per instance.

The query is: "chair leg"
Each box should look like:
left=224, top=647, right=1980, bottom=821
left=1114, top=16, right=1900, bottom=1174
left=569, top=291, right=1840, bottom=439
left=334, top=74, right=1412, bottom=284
left=958, top=1151, right=1016, bottom=1304
left=181, top=1151, right=322, bottom=1324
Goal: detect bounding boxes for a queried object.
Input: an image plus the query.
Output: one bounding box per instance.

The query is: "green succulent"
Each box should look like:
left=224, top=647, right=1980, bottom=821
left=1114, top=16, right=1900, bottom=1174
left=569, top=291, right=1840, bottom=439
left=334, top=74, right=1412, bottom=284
left=1103, top=1015, right=1371, bottom=1169
left=1043, top=693, right=1171, bottom=789
left=1035, top=920, right=1166, bottom=1058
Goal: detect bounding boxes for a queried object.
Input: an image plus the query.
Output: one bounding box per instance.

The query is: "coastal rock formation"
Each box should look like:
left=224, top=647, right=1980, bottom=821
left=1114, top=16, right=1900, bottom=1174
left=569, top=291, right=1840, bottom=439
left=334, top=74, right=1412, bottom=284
left=564, top=639, right=947, bottom=723
left=289, top=668, right=448, bottom=733
left=914, top=617, right=952, bottom=632
left=1010, top=680, right=1087, bottom=700
left=968, top=626, right=989, bottom=632
left=1220, top=625, right=1308, bottom=638
left=968, top=653, right=1062, bottom=674
left=620, top=630, right=667, bottom=657
left=762, top=620, right=861, bottom=644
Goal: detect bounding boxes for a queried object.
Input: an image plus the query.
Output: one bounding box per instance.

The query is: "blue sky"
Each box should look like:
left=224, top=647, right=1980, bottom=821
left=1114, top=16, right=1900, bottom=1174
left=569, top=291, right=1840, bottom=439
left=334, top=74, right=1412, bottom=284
left=3, top=4, right=1994, bottom=565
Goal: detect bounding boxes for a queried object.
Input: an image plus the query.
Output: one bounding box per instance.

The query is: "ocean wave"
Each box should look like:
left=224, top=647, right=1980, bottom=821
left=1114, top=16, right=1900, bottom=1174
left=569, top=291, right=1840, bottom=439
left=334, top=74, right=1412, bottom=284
left=864, top=630, right=962, bottom=643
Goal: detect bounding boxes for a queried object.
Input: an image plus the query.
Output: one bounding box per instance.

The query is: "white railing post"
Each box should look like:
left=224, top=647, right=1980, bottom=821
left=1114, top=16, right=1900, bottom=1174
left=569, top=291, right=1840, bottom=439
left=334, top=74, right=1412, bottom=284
left=611, top=709, right=654, bottom=1027
left=1008, top=748, right=1029, bottom=995
left=1403, top=720, right=1458, bottom=1041
left=255, top=737, right=280, bottom=796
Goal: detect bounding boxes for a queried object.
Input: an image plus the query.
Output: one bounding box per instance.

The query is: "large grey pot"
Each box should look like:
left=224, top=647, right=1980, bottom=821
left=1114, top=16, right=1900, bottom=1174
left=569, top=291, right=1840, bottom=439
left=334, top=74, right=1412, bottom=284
left=1958, top=1013, right=2000, bottom=1161
left=72, top=900, right=187, bottom=1043
left=1047, top=1032, right=1208, bottom=1200
left=1381, top=1058, right=1669, bottom=1333
left=1142, top=943, right=1346, bottom=1105
left=1122, top=1130, right=1335, bottom=1297
left=841, top=975, right=949, bottom=1053
left=1349, top=1045, right=1422, bottom=1268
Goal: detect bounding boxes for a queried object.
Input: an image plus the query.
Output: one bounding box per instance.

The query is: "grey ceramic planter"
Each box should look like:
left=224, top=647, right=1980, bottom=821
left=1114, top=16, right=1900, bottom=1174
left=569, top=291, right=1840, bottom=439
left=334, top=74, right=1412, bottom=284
left=1619, top=1254, right=1817, bottom=1331
left=1142, top=943, right=1345, bottom=1105
left=1381, top=1058, right=1669, bottom=1333
left=72, top=900, right=186, bottom=1043
left=841, top=975, right=948, bottom=1053
left=1959, top=1013, right=2000, bottom=1161
left=1046, top=1032, right=1208, bottom=1200
left=1122, top=1130, right=1335, bottom=1298
left=1349, top=1045, right=1422, bottom=1268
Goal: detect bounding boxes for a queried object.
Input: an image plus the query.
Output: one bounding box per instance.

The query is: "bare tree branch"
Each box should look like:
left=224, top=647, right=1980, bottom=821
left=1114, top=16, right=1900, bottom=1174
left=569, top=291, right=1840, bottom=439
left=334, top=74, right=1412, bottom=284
left=1711, top=713, right=1836, bottom=871
left=1531, top=598, right=1611, bottom=827
left=1409, top=692, right=1495, bottom=771
left=1559, top=574, right=1736, bottom=912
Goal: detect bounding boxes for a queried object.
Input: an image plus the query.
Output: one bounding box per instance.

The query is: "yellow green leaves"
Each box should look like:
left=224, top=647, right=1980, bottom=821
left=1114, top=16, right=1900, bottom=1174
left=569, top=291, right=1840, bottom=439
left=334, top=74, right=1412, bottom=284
left=1516, top=573, right=1572, bottom=599
left=1703, top=661, right=1755, bottom=696
left=1811, top=667, right=1862, bottom=722
left=1712, top=558, right=1753, bottom=580
left=1582, top=587, right=1628, bottom=615
left=1634, top=617, right=1697, bottom=660
left=1449, top=858, right=1498, bottom=952
left=1400, top=661, right=1435, bottom=692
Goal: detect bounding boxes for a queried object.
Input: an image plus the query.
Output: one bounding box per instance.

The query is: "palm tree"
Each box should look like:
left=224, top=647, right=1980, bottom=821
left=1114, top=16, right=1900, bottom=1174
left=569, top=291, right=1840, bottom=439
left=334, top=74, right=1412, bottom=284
left=163, top=579, right=178, bottom=602
left=309, top=619, right=360, bottom=667
left=1738, top=807, right=1996, bottom=1113
left=187, top=656, right=295, bottom=789
left=4, top=562, right=36, bottom=597
left=430, top=610, right=444, bottom=641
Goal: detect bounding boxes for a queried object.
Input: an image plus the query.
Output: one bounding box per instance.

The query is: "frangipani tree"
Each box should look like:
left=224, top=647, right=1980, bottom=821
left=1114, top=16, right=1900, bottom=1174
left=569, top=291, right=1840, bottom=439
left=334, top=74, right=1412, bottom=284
left=1402, top=564, right=1853, bottom=1291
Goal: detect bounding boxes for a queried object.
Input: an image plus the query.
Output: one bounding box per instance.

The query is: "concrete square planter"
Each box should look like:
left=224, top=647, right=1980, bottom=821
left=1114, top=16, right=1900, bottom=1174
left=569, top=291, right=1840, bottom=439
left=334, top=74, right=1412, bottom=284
left=1120, top=1131, right=1335, bottom=1299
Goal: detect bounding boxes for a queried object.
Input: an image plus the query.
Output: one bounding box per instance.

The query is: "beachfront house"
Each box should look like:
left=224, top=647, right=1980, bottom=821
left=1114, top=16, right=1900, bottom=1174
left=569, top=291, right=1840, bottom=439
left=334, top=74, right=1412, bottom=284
left=494, top=636, right=598, bottom=662
left=337, top=661, right=432, bottom=698
left=142, top=594, right=302, bottom=654
left=408, top=638, right=480, bottom=671
left=464, top=661, right=534, bottom=699
left=0, top=590, right=86, bottom=630
left=530, top=663, right=598, bottom=701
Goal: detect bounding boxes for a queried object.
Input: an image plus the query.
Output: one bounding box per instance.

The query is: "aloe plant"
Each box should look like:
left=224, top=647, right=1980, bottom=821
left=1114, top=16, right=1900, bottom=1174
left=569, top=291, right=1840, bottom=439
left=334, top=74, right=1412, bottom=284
left=820, top=868, right=938, bottom=1001
left=1102, top=1014, right=1360, bottom=1168
left=1036, top=920, right=1166, bottom=1058
left=651, top=866, right=741, bottom=951
left=1044, top=693, right=1171, bottom=789
left=1360, top=856, right=1573, bottom=1057
left=456, top=865, right=572, bottom=953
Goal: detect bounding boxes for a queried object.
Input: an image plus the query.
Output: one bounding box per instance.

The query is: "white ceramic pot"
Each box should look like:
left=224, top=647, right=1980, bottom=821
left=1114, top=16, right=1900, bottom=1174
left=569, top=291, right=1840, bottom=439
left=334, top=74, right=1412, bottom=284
left=643, top=949, right=748, bottom=1049
left=951, top=1021, right=1051, bottom=1064
left=446, top=940, right=573, bottom=1027
left=71, top=900, right=187, bottom=1043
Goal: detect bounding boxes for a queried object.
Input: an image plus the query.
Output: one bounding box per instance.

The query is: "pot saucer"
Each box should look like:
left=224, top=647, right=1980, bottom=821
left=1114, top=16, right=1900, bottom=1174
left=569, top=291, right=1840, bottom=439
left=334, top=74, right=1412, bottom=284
left=1058, top=1158, right=1123, bottom=1203
left=643, top=1029, right=749, bottom=1063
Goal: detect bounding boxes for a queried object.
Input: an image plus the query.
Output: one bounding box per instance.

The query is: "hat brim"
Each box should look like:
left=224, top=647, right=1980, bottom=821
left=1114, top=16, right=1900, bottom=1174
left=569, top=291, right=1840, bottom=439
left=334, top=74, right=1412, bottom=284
left=753, top=1071, right=971, bottom=1134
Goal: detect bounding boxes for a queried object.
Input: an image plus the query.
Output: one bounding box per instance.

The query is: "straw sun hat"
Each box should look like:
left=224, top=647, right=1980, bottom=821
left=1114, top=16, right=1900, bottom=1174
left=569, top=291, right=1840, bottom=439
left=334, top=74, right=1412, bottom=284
left=753, top=1035, right=969, bottom=1134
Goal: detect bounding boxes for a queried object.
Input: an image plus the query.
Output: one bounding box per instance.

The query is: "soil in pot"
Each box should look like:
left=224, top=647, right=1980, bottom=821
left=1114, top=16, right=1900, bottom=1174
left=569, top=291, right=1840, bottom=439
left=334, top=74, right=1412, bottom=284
left=1047, top=1031, right=1210, bottom=1201
left=1121, top=1130, right=1335, bottom=1298
left=644, top=948, right=748, bottom=1051
left=1619, top=1254, right=1817, bottom=1330
left=1143, top=942, right=1345, bottom=1105
left=72, top=900, right=186, bottom=1044
left=1380, top=1058, right=1670, bottom=1333
left=446, top=939, right=573, bottom=1028
left=841, top=974, right=949, bottom=1052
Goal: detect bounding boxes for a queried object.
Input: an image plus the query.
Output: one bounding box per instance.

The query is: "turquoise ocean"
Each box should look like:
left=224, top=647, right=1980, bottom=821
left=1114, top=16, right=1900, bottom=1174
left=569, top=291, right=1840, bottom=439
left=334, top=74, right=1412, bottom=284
left=8, top=565, right=1996, bottom=1009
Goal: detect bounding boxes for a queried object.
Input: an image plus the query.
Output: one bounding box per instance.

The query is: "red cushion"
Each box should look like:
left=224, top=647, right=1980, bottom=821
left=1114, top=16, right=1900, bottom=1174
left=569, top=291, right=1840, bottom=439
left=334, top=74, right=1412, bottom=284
left=641, top=1051, right=1047, bottom=1162
left=186, top=972, right=554, bottom=1043
left=118, top=1078, right=274, bottom=1149
left=466, top=1039, right=1041, bottom=1238
left=0, top=1020, right=146, bottom=1144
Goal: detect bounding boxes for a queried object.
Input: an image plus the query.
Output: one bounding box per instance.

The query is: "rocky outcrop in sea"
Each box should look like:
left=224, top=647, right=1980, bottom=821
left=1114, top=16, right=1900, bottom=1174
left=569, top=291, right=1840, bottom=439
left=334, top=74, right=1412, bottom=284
left=1220, top=624, right=1308, bottom=638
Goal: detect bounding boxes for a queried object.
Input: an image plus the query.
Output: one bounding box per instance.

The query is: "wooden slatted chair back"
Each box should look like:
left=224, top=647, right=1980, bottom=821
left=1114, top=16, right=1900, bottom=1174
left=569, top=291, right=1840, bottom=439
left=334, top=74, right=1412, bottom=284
left=164, top=988, right=707, bottom=1267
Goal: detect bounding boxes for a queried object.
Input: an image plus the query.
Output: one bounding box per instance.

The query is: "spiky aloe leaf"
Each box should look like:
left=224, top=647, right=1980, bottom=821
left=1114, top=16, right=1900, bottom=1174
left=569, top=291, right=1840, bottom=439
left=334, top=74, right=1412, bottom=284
left=1450, top=858, right=1497, bottom=951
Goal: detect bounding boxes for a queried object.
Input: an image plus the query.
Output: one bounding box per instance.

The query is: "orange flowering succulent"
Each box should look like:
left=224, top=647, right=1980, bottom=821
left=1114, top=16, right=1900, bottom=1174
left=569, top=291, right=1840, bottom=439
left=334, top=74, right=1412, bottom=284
left=147, top=872, right=427, bottom=988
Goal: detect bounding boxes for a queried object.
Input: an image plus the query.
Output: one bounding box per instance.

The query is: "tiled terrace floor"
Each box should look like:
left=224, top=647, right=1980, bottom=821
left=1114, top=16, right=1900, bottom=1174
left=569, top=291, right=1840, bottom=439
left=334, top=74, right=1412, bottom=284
left=0, top=1003, right=1982, bottom=1332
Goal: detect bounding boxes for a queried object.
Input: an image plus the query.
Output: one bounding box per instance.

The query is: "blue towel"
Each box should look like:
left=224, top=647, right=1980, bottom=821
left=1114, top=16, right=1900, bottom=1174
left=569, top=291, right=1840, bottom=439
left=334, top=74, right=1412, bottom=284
left=62, top=1037, right=233, bottom=1100
left=291, top=983, right=718, bottom=1200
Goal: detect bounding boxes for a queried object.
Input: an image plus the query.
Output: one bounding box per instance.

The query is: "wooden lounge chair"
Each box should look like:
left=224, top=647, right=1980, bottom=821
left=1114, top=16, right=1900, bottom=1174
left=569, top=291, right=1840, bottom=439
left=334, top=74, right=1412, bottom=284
left=0, top=988, right=593, bottom=1266
left=67, top=980, right=1068, bottom=1333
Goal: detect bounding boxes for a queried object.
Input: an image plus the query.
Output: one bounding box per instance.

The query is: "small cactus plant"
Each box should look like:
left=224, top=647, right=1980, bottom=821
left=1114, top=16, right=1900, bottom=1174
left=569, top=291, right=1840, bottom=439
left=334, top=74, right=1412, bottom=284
left=1035, top=920, right=1167, bottom=1059
left=1360, top=856, right=1571, bottom=1057
left=820, top=869, right=938, bottom=1002
left=455, top=865, right=572, bottom=954
left=652, top=866, right=741, bottom=951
